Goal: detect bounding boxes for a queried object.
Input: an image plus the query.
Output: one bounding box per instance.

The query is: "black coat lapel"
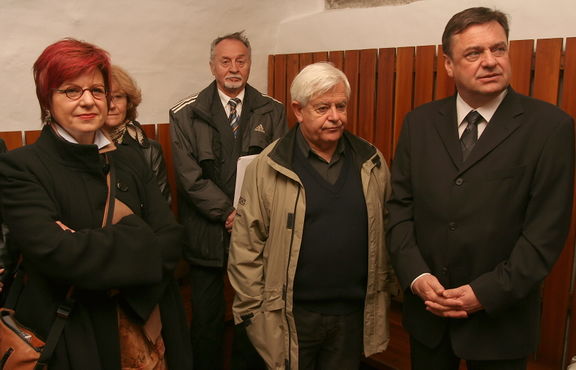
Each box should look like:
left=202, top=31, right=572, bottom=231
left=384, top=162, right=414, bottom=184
left=459, top=88, right=524, bottom=173
left=433, top=96, right=462, bottom=169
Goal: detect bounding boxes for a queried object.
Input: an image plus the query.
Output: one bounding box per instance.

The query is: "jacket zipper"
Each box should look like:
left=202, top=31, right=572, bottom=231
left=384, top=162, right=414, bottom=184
left=283, top=185, right=301, bottom=369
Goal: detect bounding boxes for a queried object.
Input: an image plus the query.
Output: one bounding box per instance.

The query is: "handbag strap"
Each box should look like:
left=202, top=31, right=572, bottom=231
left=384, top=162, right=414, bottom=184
left=102, top=156, right=117, bottom=227
left=36, top=155, right=117, bottom=370
left=35, top=287, right=74, bottom=370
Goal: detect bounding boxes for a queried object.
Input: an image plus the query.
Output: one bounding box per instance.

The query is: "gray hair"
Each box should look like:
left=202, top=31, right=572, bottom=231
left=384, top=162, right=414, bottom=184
left=210, top=31, right=251, bottom=61
left=290, top=62, right=351, bottom=107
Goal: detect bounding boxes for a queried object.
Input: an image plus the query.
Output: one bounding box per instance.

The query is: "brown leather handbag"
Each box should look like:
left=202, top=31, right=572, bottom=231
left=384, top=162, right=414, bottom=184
left=0, top=308, right=46, bottom=370
left=0, top=288, right=73, bottom=370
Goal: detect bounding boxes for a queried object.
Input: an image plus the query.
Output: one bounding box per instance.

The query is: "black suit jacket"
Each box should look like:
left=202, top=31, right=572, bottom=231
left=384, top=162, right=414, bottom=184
left=387, top=88, right=575, bottom=359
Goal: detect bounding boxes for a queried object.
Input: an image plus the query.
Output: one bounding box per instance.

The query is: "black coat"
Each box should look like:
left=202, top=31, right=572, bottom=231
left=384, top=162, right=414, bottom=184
left=170, top=82, right=288, bottom=267
left=387, top=89, right=575, bottom=359
left=0, top=126, right=192, bottom=369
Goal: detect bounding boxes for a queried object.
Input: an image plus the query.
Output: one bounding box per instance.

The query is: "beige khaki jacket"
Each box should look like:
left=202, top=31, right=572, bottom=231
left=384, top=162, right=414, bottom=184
left=228, top=128, right=394, bottom=369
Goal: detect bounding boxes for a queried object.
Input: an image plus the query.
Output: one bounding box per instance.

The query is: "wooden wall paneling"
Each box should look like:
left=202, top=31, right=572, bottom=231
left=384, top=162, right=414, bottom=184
left=561, top=38, right=576, bottom=118
left=299, top=53, right=314, bottom=69
left=285, top=54, right=301, bottom=127
left=24, top=130, right=41, bottom=144
left=393, top=47, right=415, bottom=149
left=357, top=49, right=378, bottom=143
left=508, top=39, right=534, bottom=95
left=329, top=50, right=345, bottom=71
left=0, top=131, right=24, bottom=150
left=434, top=45, right=455, bottom=100
left=561, top=37, right=576, bottom=366
left=312, top=51, right=329, bottom=63
left=267, top=55, right=275, bottom=96
left=272, top=54, right=287, bottom=105
left=375, top=48, right=396, bottom=162
left=413, top=45, right=435, bottom=108
left=141, top=124, right=156, bottom=139
left=533, top=37, right=569, bottom=368
left=343, top=50, right=360, bottom=135
left=156, top=123, right=178, bottom=215
left=532, top=38, right=563, bottom=104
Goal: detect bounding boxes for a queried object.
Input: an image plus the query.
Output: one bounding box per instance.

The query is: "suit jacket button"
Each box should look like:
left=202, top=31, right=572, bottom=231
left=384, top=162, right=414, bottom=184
left=455, top=178, right=464, bottom=186
left=449, top=222, right=456, bottom=231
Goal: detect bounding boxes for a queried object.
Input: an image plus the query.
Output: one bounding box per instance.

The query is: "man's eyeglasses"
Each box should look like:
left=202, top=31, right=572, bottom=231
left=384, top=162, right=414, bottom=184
left=54, top=86, right=107, bottom=101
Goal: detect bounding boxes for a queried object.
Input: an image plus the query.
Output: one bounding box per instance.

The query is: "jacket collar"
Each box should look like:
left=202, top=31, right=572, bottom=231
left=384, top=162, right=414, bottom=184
left=269, top=124, right=378, bottom=171
left=192, top=81, right=274, bottom=125
left=434, top=86, right=523, bottom=173
left=35, top=125, right=109, bottom=173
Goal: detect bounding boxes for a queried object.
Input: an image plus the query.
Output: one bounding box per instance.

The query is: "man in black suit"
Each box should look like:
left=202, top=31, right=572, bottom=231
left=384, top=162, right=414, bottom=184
left=387, top=7, right=574, bottom=370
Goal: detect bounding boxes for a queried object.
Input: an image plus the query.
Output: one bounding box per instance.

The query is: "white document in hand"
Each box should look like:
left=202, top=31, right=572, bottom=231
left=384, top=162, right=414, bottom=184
left=234, top=154, right=258, bottom=207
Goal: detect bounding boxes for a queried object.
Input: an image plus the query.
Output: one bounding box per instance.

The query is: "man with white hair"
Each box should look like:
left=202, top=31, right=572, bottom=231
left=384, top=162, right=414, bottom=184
left=228, top=62, right=394, bottom=370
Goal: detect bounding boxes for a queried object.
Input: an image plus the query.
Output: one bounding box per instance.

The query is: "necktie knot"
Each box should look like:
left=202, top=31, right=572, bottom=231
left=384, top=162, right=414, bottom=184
left=228, top=98, right=241, bottom=110
left=465, top=110, right=482, bottom=126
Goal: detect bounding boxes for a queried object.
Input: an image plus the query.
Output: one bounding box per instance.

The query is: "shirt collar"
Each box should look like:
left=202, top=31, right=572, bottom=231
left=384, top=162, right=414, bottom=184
left=218, top=88, right=245, bottom=109
left=52, top=123, right=111, bottom=149
left=296, top=125, right=345, bottom=163
left=456, top=89, right=508, bottom=126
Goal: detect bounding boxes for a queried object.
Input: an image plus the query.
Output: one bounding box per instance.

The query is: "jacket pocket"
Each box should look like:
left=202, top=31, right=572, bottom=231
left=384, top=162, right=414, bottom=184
left=245, top=293, right=286, bottom=369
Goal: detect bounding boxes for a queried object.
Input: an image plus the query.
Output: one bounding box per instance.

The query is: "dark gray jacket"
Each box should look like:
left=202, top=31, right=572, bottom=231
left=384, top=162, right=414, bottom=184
left=170, top=82, right=287, bottom=267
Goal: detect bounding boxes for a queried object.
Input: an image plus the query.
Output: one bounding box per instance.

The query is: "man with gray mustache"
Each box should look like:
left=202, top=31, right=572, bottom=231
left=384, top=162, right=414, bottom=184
left=170, top=31, right=288, bottom=369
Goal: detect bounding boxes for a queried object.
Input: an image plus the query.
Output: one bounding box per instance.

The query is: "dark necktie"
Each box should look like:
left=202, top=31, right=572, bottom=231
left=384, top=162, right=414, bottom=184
left=228, top=98, right=241, bottom=139
left=460, top=110, right=482, bottom=161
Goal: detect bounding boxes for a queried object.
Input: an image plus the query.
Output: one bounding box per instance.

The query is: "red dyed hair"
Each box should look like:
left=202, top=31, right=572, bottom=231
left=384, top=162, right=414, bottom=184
left=33, top=38, right=111, bottom=123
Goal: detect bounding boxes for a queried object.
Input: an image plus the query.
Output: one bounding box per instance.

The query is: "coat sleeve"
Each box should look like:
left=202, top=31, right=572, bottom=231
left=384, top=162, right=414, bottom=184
left=169, top=106, right=234, bottom=222
left=228, top=155, right=269, bottom=324
left=148, top=139, right=172, bottom=205
left=470, top=115, right=575, bottom=313
left=120, top=158, right=184, bottom=320
left=0, top=150, right=182, bottom=293
left=271, top=103, right=289, bottom=139
left=386, top=116, right=433, bottom=290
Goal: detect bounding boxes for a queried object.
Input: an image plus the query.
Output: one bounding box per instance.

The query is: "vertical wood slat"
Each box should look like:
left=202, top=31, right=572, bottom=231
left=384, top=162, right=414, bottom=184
left=508, top=39, right=534, bottom=95
left=535, top=37, right=570, bottom=368
left=393, top=47, right=415, bottom=151
left=413, top=45, right=435, bottom=107
left=273, top=54, right=287, bottom=106
left=532, top=38, right=563, bottom=104
left=24, top=130, right=41, bottom=144
left=375, top=48, right=396, bottom=162
left=435, top=45, right=455, bottom=100
left=299, top=53, right=314, bottom=69
left=267, top=55, right=275, bottom=96
left=141, top=124, right=156, bottom=140
left=285, top=54, right=300, bottom=127
left=561, top=37, right=576, bottom=366
left=156, top=123, right=178, bottom=215
left=0, top=131, right=24, bottom=150
left=343, top=50, right=360, bottom=135
left=357, top=49, right=378, bottom=143
left=329, top=51, right=345, bottom=71
left=312, top=52, right=328, bottom=63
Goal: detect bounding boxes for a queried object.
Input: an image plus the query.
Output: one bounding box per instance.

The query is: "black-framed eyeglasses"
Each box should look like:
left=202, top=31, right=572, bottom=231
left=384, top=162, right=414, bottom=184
left=54, top=86, right=107, bottom=101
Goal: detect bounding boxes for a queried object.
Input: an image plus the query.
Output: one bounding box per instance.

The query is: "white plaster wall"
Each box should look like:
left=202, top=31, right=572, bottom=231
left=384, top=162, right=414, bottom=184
left=1, top=0, right=575, bottom=131
left=276, top=0, right=576, bottom=53
left=0, top=0, right=291, bottom=131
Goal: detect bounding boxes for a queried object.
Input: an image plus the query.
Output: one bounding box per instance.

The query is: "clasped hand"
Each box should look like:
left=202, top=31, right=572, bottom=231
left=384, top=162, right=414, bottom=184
left=412, top=274, right=483, bottom=318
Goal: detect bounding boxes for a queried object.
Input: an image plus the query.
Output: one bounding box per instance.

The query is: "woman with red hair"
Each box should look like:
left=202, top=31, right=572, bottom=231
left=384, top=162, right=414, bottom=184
left=0, top=38, right=192, bottom=369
